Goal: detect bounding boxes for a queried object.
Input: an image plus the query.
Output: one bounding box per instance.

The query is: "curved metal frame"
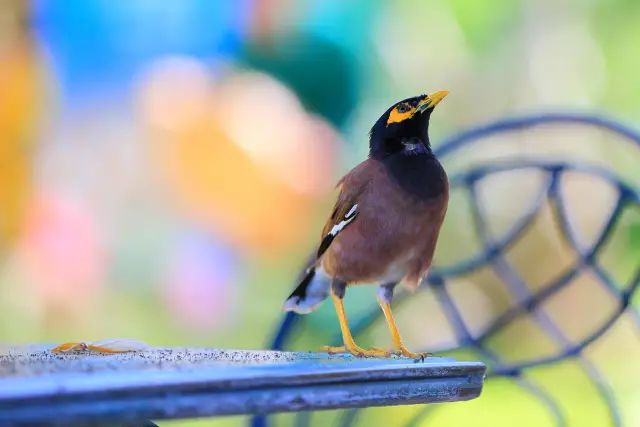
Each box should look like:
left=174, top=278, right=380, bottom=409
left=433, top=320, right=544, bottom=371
left=257, top=112, right=640, bottom=427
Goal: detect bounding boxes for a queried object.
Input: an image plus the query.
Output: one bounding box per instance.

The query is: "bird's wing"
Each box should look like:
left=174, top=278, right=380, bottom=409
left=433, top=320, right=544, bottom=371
left=283, top=183, right=361, bottom=313
left=316, top=181, right=364, bottom=259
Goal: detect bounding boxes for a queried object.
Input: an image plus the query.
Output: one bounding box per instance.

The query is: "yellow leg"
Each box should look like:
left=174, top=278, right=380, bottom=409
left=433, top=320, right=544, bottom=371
left=379, top=301, right=430, bottom=360
left=323, top=292, right=390, bottom=358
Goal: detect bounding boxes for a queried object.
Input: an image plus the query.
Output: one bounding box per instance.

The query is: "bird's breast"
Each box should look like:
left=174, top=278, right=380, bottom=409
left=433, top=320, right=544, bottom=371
left=323, top=161, right=448, bottom=285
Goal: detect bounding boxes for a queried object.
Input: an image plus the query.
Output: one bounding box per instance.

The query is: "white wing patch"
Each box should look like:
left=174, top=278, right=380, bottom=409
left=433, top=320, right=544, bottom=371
left=329, top=203, right=358, bottom=236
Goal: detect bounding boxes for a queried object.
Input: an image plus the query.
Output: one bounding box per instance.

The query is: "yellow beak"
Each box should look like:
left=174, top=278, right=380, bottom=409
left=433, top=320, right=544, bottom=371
left=417, top=90, right=449, bottom=113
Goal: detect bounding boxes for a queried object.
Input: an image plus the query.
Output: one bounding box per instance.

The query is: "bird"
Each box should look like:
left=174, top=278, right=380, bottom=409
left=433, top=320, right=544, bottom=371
left=283, top=91, right=450, bottom=359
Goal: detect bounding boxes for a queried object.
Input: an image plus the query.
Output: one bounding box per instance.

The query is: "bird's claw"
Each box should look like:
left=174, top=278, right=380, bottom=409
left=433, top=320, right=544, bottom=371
left=322, top=345, right=391, bottom=358
left=322, top=344, right=430, bottom=360
left=392, top=348, right=431, bottom=362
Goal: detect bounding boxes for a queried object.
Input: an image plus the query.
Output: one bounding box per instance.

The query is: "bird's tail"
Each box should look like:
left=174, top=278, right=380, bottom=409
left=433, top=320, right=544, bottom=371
left=283, top=265, right=330, bottom=314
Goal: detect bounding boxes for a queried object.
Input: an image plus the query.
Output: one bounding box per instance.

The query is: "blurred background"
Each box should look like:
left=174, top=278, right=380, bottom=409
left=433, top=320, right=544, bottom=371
left=0, top=0, right=639, bottom=426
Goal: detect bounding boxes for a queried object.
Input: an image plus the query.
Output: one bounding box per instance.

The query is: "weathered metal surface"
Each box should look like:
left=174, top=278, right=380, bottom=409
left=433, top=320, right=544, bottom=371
left=0, top=346, right=486, bottom=426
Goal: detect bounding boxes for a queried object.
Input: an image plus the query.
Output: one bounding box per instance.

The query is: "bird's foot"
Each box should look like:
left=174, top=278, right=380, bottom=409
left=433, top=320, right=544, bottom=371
left=51, top=339, right=150, bottom=354
left=322, top=344, right=390, bottom=358
left=392, top=347, right=431, bottom=361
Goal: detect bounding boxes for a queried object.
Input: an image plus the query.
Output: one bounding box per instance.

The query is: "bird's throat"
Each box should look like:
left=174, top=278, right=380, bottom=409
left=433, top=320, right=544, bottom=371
left=401, top=137, right=429, bottom=156
left=382, top=151, right=447, bottom=200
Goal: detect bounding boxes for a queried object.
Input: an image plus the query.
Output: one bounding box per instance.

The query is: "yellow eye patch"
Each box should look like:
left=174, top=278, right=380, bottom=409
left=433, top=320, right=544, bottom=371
left=386, top=103, right=416, bottom=126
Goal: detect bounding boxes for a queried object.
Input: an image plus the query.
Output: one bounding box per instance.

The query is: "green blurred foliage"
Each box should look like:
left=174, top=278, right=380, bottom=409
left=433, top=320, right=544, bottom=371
left=242, top=33, right=358, bottom=128
left=448, top=0, right=521, bottom=54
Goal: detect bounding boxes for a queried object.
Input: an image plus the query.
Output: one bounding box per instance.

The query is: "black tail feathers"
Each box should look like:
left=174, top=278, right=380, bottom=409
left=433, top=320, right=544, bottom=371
left=286, top=267, right=315, bottom=303
left=284, top=266, right=333, bottom=314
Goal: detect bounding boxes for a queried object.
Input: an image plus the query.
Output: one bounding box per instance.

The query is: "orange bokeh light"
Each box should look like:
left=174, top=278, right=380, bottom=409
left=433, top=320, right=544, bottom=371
left=137, top=58, right=339, bottom=255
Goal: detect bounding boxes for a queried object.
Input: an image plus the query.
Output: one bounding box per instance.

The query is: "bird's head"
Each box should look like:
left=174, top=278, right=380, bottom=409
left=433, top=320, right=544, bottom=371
left=369, top=90, right=449, bottom=158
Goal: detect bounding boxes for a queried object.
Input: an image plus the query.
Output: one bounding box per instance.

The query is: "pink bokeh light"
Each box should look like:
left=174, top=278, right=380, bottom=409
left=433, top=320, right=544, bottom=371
left=18, top=194, right=106, bottom=311
left=163, top=232, right=238, bottom=331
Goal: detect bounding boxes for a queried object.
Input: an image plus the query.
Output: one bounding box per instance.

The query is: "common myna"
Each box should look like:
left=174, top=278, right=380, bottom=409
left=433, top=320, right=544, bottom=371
left=284, top=91, right=450, bottom=359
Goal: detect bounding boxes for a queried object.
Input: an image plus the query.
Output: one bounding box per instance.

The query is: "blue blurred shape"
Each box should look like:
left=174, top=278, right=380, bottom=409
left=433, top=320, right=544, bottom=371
left=32, top=0, right=251, bottom=102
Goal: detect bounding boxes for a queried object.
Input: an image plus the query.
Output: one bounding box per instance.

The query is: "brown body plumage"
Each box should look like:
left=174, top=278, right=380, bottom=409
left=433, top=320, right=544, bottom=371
left=322, top=158, right=448, bottom=288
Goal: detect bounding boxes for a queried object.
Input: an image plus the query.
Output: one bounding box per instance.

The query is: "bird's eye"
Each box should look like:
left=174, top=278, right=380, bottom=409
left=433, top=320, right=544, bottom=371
left=396, top=104, right=409, bottom=113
